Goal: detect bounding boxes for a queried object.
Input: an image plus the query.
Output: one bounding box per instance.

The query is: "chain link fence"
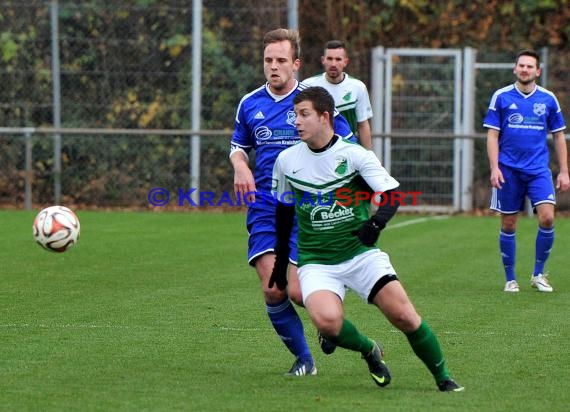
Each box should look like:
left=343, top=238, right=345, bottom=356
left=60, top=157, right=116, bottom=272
left=2, top=1, right=570, bottom=211
left=1, top=129, right=232, bottom=209
left=1, top=0, right=288, bottom=209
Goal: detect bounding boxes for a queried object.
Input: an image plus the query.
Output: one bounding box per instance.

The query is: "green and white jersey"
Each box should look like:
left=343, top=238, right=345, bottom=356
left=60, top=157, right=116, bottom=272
left=302, top=73, right=372, bottom=136
left=272, top=137, right=399, bottom=266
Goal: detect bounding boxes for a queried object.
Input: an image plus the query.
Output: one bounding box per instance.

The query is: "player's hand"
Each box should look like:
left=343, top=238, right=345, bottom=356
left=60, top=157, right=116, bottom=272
left=556, top=171, right=570, bottom=193
left=268, top=256, right=288, bottom=291
left=352, top=218, right=382, bottom=246
left=490, top=168, right=504, bottom=189
left=233, top=164, right=256, bottom=203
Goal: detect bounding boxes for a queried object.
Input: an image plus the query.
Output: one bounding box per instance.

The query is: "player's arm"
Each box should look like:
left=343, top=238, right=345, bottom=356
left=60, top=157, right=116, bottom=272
left=230, top=145, right=256, bottom=203
left=356, top=85, right=373, bottom=149
left=552, top=130, right=570, bottom=192
left=352, top=151, right=401, bottom=246
left=230, top=97, right=257, bottom=202
left=357, top=119, right=372, bottom=149
left=486, top=128, right=504, bottom=189
left=269, top=156, right=295, bottom=290
left=268, top=201, right=295, bottom=290
left=353, top=190, right=399, bottom=246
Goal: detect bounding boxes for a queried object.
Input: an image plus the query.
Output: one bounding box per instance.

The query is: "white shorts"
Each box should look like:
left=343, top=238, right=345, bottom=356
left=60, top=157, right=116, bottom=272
left=298, top=249, right=397, bottom=305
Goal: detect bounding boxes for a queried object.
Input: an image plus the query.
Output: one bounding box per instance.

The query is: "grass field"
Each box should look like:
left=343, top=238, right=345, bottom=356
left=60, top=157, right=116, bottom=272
left=1, top=210, right=569, bottom=411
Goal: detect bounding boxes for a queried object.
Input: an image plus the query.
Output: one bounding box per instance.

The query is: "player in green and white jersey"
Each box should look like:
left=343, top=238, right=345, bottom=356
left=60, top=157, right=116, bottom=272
left=270, top=86, right=464, bottom=392
left=302, top=40, right=373, bottom=149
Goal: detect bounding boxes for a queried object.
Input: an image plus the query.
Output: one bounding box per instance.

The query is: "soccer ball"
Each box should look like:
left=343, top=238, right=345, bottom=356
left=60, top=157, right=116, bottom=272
left=33, top=205, right=80, bottom=253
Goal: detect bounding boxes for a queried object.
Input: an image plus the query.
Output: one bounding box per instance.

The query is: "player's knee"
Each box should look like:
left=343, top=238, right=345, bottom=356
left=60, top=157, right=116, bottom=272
left=262, top=287, right=288, bottom=304
left=539, top=214, right=554, bottom=228
left=285, top=280, right=304, bottom=306
left=501, top=216, right=517, bottom=231
left=389, top=308, right=421, bottom=333
left=288, top=291, right=304, bottom=307
left=311, top=314, right=342, bottom=337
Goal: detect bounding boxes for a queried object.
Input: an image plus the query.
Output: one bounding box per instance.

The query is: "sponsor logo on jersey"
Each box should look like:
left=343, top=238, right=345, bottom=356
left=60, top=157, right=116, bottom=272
left=254, top=126, right=298, bottom=145
left=309, top=202, right=354, bottom=231
left=508, top=113, right=524, bottom=124
left=255, top=126, right=272, bottom=140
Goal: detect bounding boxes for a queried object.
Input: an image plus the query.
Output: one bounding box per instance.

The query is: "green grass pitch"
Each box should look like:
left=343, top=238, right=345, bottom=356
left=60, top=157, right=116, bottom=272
left=1, top=210, right=569, bottom=411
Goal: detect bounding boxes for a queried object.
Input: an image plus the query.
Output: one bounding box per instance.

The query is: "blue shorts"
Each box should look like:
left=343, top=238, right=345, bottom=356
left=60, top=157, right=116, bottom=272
left=490, top=165, right=556, bottom=214
left=246, top=205, right=298, bottom=266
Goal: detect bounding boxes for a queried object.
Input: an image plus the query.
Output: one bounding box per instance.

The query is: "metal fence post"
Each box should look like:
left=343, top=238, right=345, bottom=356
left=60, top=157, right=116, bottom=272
left=371, top=46, right=384, bottom=162
left=190, top=0, right=202, bottom=203
left=24, top=129, right=33, bottom=210
left=461, top=47, right=476, bottom=211
left=50, top=0, right=62, bottom=204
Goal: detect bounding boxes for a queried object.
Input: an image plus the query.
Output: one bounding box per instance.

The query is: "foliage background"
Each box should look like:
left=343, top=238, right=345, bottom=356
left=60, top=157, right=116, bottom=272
left=1, top=0, right=570, bottom=208
left=2, top=0, right=569, bottom=129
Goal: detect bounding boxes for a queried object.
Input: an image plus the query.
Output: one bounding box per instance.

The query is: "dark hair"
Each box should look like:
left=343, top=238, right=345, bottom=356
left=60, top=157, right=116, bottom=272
left=293, top=86, right=335, bottom=127
left=324, top=40, right=346, bottom=53
left=263, top=28, right=301, bottom=60
left=516, top=49, right=540, bottom=67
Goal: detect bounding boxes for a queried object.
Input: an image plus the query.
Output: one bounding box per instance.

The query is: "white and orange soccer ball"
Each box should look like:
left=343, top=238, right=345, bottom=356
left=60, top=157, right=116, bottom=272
left=33, top=205, right=80, bottom=252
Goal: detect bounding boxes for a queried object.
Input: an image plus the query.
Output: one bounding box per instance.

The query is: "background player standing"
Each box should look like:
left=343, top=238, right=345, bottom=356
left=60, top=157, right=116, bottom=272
left=302, top=40, right=373, bottom=149
left=484, top=49, right=569, bottom=293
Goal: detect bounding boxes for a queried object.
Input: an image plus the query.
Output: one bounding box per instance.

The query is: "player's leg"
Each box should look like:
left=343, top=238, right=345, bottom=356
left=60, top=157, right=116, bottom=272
left=287, top=223, right=337, bottom=354
left=528, top=171, right=556, bottom=292
left=305, top=290, right=376, bottom=353
left=350, top=250, right=462, bottom=392
left=286, top=225, right=303, bottom=307
left=371, top=281, right=463, bottom=392
left=500, top=212, right=519, bottom=291
left=300, top=262, right=390, bottom=387
left=532, top=204, right=555, bottom=291
left=490, top=165, right=525, bottom=292
left=254, top=254, right=315, bottom=375
left=247, top=209, right=315, bottom=375
left=301, top=265, right=366, bottom=351
left=289, top=266, right=337, bottom=354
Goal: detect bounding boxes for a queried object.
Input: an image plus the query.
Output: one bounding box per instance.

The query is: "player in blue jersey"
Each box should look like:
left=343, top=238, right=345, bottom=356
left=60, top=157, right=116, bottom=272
left=229, top=28, right=354, bottom=376
left=484, top=49, right=569, bottom=293
left=269, top=86, right=464, bottom=392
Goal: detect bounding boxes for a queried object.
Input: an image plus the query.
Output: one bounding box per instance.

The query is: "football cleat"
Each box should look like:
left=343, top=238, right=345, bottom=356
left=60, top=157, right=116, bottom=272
left=362, top=341, right=391, bottom=387
left=285, top=357, right=317, bottom=376
left=531, top=274, right=553, bottom=292
left=503, top=280, right=520, bottom=293
left=318, top=331, right=337, bottom=355
left=438, top=379, right=465, bottom=392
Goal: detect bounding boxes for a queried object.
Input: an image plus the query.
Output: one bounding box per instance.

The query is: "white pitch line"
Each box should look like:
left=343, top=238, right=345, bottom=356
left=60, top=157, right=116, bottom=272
left=385, top=328, right=557, bottom=338
left=0, top=323, right=131, bottom=329
left=386, top=215, right=449, bottom=230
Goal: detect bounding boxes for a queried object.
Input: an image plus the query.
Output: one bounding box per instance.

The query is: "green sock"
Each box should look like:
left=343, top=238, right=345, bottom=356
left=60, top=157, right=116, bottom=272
left=328, top=319, right=374, bottom=354
left=405, top=320, right=450, bottom=384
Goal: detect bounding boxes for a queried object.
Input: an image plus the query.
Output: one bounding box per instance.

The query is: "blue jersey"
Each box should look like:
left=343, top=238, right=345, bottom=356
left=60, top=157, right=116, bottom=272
left=231, top=81, right=354, bottom=202
left=483, top=84, right=566, bottom=171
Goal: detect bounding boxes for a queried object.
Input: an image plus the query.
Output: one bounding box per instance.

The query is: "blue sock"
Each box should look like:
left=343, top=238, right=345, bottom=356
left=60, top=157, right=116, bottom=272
left=266, top=298, right=312, bottom=362
left=534, top=226, right=554, bottom=275
left=499, top=229, right=516, bottom=281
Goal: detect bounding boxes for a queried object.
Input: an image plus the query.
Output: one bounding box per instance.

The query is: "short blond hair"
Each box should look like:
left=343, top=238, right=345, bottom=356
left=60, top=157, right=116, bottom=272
left=263, top=28, right=301, bottom=60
